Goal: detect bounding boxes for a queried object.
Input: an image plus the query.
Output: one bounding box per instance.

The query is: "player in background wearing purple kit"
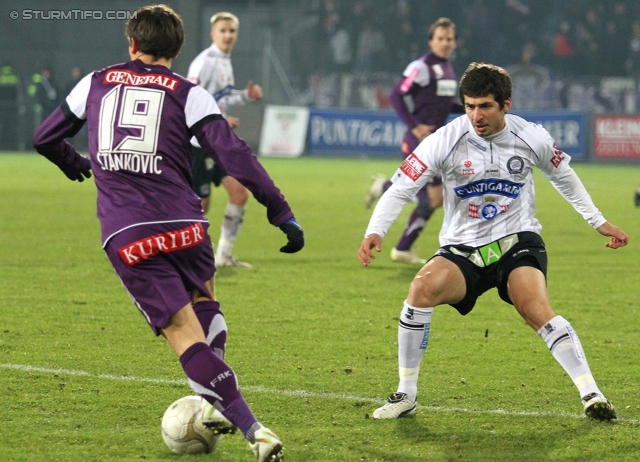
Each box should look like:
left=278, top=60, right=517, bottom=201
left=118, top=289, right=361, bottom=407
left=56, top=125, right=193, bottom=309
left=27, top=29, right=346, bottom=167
left=188, top=12, right=263, bottom=268
left=33, top=6, right=301, bottom=461
left=365, top=17, right=463, bottom=264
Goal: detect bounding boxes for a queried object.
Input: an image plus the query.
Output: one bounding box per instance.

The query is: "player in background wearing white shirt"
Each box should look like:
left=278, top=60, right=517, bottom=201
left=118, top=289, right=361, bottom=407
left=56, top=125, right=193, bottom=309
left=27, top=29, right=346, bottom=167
left=188, top=12, right=263, bottom=268
left=358, top=63, right=628, bottom=421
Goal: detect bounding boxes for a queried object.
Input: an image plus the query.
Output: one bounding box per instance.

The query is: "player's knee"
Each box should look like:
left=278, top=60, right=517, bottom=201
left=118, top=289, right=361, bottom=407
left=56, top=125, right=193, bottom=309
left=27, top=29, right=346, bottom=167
left=226, top=183, right=249, bottom=205
left=407, top=275, right=437, bottom=307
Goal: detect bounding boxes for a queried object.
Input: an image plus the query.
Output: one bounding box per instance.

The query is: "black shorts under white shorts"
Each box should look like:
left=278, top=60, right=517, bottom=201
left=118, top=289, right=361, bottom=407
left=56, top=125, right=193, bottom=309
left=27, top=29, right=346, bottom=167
left=191, top=146, right=227, bottom=198
left=432, top=231, right=548, bottom=316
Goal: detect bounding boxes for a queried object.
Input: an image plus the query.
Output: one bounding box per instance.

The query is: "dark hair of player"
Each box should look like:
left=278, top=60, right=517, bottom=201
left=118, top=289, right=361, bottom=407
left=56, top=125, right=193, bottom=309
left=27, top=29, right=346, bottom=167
left=458, top=62, right=512, bottom=110
left=125, top=5, right=184, bottom=60
left=427, top=17, right=457, bottom=40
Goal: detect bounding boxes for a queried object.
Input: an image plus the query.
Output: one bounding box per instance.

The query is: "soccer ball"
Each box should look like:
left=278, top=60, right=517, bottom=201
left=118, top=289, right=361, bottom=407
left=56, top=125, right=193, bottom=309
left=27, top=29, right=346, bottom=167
left=161, top=395, right=220, bottom=454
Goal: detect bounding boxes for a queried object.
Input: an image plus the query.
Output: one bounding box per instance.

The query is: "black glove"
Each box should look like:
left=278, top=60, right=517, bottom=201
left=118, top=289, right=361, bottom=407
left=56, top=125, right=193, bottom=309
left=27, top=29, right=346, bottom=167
left=54, top=154, right=92, bottom=182
left=279, top=217, right=304, bottom=253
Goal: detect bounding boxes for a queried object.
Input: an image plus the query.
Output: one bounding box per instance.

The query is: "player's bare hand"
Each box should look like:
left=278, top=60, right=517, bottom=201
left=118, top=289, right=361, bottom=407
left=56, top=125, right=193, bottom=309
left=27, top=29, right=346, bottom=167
left=596, top=222, right=629, bottom=249
left=358, top=234, right=382, bottom=266
left=412, top=124, right=435, bottom=141
left=225, top=116, right=240, bottom=129
left=246, top=80, right=263, bottom=100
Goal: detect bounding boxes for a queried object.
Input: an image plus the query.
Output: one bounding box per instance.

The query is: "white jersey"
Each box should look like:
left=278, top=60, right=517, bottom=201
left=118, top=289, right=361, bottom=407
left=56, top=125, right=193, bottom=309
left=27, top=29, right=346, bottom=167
left=187, top=43, right=249, bottom=116
left=187, top=43, right=250, bottom=148
left=365, top=113, right=606, bottom=247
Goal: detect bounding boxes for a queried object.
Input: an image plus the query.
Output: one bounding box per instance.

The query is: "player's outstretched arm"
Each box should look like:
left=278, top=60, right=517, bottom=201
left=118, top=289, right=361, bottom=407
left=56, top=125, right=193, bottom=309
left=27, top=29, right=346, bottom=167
left=596, top=222, right=629, bottom=249
left=33, top=105, right=92, bottom=182
left=358, top=234, right=382, bottom=266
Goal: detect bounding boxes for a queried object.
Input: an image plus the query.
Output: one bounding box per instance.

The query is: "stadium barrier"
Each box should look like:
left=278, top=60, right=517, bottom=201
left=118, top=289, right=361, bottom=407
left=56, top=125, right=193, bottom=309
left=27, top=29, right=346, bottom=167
left=299, top=107, right=589, bottom=160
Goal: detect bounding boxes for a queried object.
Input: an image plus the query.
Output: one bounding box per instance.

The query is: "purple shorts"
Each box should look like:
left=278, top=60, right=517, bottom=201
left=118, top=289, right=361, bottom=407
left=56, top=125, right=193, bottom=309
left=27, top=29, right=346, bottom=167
left=104, top=221, right=215, bottom=335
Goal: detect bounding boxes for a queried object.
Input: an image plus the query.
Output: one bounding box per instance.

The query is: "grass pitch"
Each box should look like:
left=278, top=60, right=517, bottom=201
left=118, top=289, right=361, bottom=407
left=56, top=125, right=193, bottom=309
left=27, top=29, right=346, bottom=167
left=1, top=152, right=639, bottom=461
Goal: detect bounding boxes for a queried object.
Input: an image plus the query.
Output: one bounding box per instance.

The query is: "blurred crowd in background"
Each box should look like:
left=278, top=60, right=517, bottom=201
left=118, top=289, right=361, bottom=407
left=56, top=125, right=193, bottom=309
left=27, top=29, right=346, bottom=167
left=289, top=0, right=640, bottom=112
left=2, top=0, right=640, bottom=151
left=294, top=0, right=640, bottom=81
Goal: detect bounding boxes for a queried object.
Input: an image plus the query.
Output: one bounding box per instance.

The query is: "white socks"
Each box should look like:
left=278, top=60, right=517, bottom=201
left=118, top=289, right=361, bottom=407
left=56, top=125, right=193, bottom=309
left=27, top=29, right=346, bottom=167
left=397, top=300, right=433, bottom=402
left=216, top=203, right=245, bottom=260
left=537, top=315, right=600, bottom=398
left=395, top=310, right=601, bottom=403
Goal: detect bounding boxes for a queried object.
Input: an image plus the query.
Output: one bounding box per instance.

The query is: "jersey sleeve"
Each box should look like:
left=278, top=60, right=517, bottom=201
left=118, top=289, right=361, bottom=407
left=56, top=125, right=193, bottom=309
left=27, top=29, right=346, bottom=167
left=187, top=54, right=206, bottom=85
left=401, top=60, right=430, bottom=90
left=227, top=88, right=250, bottom=107
left=33, top=72, right=90, bottom=165
left=533, top=125, right=606, bottom=229
left=390, top=60, right=431, bottom=129
left=33, top=104, right=88, bottom=170
left=364, top=132, right=441, bottom=238
left=186, top=86, right=294, bottom=226
left=184, top=85, right=222, bottom=126
left=65, top=73, right=92, bottom=119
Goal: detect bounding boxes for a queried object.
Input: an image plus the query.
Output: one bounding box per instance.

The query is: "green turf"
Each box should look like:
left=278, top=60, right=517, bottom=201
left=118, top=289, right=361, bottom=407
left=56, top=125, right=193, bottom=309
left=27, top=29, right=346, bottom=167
left=1, top=152, right=639, bottom=461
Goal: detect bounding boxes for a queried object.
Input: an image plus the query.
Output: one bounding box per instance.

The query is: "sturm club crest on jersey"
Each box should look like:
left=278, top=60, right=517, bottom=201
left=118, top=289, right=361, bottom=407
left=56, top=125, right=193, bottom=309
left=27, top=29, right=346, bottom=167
left=478, top=202, right=500, bottom=221
left=507, top=156, right=525, bottom=174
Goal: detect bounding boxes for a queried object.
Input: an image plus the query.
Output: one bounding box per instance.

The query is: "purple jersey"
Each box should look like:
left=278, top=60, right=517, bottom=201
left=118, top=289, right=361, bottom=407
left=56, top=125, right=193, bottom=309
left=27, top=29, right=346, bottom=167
left=390, top=52, right=460, bottom=153
left=33, top=59, right=293, bottom=246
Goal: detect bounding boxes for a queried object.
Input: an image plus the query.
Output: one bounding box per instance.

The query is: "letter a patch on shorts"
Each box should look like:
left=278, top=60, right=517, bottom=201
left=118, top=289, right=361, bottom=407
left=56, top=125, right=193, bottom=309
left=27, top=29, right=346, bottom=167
left=400, top=153, right=428, bottom=181
left=118, top=222, right=205, bottom=266
left=479, top=241, right=502, bottom=266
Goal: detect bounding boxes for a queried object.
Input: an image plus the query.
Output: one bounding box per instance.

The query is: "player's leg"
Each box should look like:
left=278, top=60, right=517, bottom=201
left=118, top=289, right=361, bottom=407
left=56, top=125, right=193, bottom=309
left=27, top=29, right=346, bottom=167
left=191, top=278, right=227, bottom=359
left=373, top=256, right=467, bottom=419
left=190, top=146, right=214, bottom=214
left=391, top=181, right=442, bottom=264
left=364, top=173, right=390, bottom=208
left=162, top=304, right=283, bottom=453
left=506, top=264, right=616, bottom=420
left=165, top=255, right=282, bottom=456
left=215, top=168, right=251, bottom=268
left=188, top=250, right=282, bottom=456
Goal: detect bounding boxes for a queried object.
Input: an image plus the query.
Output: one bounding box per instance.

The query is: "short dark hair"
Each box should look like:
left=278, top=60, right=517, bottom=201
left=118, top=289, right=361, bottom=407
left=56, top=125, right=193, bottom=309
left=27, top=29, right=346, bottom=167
left=458, top=62, right=512, bottom=109
left=125, top=5, right=184, bottom=60
left=428, top=17, right=456, bottom=40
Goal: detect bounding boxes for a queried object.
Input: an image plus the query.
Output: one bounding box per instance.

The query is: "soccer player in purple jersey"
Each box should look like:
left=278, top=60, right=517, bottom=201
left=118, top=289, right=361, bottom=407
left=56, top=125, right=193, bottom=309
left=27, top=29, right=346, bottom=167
left=32, top=5, right=301, bottom=461
left=365, top=17, right=463, bottom=264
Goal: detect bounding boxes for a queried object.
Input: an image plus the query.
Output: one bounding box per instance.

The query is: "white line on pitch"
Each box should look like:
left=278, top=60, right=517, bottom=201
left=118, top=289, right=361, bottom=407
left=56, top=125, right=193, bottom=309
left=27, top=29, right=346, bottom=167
left=2, top=363, right=637, bottom=424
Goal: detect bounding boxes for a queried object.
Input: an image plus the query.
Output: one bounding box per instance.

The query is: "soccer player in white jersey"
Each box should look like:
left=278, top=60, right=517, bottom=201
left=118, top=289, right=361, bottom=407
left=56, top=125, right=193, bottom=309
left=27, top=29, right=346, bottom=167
left=188, top=12, right=263, bottom=268
left=358, top=63, right=628, bottom=421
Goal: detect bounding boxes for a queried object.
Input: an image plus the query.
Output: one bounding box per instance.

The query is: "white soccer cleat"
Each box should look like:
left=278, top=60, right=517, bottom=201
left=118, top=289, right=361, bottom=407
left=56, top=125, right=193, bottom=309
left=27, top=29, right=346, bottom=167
left=390, top=247, right=427, bottom=264
left=200, top=401, right=237, bottom=435
left=372, top=392, right=417, bottom=419
left=364, top=173, right=388, bottom=208
left=249, top=427, right=283, bottom=462
left=216, top=255, right=253, bottom=268
left=582, top=392, right=617, bottom=421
